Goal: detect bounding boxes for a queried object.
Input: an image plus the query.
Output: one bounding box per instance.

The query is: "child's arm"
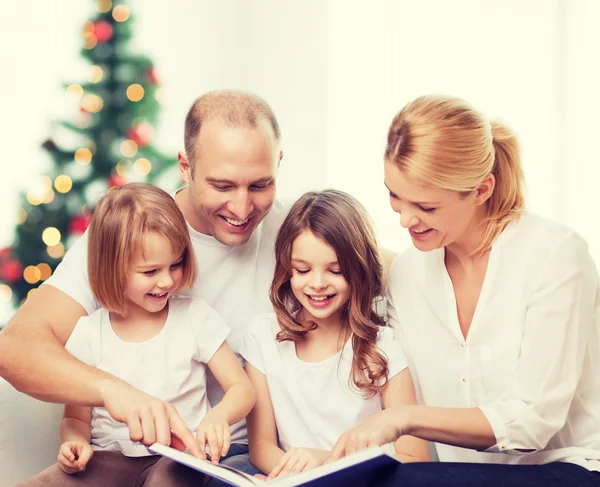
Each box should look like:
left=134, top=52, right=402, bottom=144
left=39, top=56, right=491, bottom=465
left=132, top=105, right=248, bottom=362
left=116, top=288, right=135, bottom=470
left=381, top=368, right=431, bottom=462
left=245, top=362, right=330, bottom=478
left=245, top=361, right=286, bottom=474
left=58, top=404, right=94, bottom=474
left=201, top=342, right=256, bottom=463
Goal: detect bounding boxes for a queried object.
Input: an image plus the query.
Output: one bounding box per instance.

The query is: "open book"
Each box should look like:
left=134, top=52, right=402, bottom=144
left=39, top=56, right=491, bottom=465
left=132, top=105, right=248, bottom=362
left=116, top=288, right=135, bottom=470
left=149, top=443, right=399, bottom=487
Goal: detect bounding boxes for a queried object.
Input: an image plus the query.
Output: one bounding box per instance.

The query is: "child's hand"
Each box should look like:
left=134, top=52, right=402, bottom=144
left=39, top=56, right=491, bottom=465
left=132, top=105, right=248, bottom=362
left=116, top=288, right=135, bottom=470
left=195, top=409, right=230, bottom=464
left=268, top=448, right=326, bottom=479
left=57, top=441, right=94, bottom=475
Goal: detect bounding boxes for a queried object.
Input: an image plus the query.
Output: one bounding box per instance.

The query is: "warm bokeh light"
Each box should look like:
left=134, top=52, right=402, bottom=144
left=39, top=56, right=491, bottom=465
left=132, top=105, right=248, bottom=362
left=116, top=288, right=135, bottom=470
left=47, top=243, right=65, bottom=259
left=55, top=175, right=73, bottom=193
left=42, top=227, right=61, bottom=247
left=27, top=288, right=37, bottom=299
left=134, top=158, right=152, bottom=176
left=96, top=0, right=112, bottom=13
left=89, top=65, right=104, bottom=83
left=37, top=263, right=52, bottom=281
left=23, top=265, right=42, bottom=284
left=120, top=139, right=138, bottom=158
left=112, top=5, right=130, bottom=22
left=82, top=21, right=95, bottom=34
left=81, top=94, right=104, bottom=113
left=115, top=161, right=127, bottom=176
left=26, top=192, right=44, bottom=206
left=83, top=32, right=98, bottom=50
left=17, top=208, right=27, bottom=224
left=75, top=148, right=93, bottom=165
left=0, top=284, right=12, bottom=302
left=67, top=84, right=84, bottom=99
left=126, top=84, right=144, bottom=102
left=43, top=188, right=55, bottom=204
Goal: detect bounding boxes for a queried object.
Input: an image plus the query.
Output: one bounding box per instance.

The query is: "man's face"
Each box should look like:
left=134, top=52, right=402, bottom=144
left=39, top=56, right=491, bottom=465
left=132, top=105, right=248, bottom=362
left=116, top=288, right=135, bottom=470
left=179, top=118, right=281, bottom=247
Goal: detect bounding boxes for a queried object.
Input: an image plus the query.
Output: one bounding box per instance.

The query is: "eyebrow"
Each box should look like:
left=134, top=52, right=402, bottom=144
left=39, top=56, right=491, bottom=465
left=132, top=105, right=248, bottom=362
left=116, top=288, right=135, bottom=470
left=206, top=177, right=273, bottom=185
left=135, top=253, right=185, bottom=269
left=384, top=183, right=440, bottom=206
left=291, top=258, right=339, bottom=266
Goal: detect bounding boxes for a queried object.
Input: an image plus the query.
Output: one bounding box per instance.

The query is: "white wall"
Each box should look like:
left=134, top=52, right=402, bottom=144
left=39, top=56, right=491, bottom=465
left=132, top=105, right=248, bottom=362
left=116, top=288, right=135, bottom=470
left=1, top=0, right=599, bottom=277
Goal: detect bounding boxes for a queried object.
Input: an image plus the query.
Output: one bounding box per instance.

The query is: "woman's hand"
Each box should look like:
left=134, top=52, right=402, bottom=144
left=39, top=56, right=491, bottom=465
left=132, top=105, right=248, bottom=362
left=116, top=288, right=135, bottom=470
left=57, top=440, right=94, bottom=474
left=268, top=447, right=329, bottom=479
left=195, top=409, right=231, bottom=464
left=329, top=408, right=408, bottom=461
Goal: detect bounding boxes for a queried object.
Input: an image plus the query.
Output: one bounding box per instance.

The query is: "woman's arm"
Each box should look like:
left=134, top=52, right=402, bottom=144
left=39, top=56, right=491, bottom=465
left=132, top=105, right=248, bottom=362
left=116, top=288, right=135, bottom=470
left=245, top=361, right=286, bottom=474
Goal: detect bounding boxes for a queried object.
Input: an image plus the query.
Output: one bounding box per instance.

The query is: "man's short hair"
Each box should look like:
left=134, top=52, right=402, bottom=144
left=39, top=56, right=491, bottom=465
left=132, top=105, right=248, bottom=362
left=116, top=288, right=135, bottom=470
left=184, top=90, right=281, bottom=172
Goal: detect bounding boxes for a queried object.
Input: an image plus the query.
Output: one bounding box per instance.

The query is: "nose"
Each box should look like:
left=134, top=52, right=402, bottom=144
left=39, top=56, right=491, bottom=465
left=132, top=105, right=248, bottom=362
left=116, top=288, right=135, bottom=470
left=226, top=190, right=254, bottom=220
left=399, top=210, right=419, bottom=229
left=157, top=270, right=174, bottom=289
left=309, top=271, right=327, bottom=291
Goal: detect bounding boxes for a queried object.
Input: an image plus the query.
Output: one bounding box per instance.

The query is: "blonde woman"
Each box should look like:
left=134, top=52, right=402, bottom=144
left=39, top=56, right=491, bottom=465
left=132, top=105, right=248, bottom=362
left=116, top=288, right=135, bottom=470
left=330, top=95, right=600, bottom=486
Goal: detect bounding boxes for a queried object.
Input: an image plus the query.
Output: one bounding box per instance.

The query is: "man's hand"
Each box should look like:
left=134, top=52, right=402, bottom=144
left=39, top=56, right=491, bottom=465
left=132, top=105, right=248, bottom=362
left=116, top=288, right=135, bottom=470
left=328, top=408, right=406, bottom=461
left=268, top=448, right=328, bottom=479
left=195, top=409, right=231, bottom=464
left=58, top=441, right=94, bottom=475
left=100, top=379, right=201, bottom=457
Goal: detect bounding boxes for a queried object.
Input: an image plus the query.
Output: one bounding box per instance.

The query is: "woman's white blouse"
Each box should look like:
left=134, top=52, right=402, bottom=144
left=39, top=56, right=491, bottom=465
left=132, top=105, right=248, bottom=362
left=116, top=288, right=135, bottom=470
left=387, top=212, right=600, bottom=471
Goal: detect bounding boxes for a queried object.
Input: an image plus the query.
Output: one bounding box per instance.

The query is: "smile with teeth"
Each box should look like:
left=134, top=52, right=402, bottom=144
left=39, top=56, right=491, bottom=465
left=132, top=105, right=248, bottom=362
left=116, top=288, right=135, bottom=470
left=307, top=294, right=335, bottom=301
left=412, top=228, right=431, bottom=234
left=223, top=216, right=249, bottom=226
left=148, top=291, right=168, bottom=298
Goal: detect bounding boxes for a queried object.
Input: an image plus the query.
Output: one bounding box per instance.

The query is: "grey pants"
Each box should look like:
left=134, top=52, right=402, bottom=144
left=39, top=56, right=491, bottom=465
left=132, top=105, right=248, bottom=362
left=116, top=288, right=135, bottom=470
left=17, top=450, right=205, bottom=487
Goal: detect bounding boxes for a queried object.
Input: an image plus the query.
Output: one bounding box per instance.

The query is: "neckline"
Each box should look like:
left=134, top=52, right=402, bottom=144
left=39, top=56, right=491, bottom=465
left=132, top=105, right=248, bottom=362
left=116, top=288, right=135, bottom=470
left=106, top=302, right=172, bottom=345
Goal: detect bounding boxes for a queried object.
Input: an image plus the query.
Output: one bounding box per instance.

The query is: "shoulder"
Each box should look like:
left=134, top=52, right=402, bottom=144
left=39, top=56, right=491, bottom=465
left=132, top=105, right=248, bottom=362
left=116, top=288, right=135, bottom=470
left=170, top=295, right=225, bottom=324
left=505, top=213, right=593, bottom=268
left=247, top=312, right=280, bottom=339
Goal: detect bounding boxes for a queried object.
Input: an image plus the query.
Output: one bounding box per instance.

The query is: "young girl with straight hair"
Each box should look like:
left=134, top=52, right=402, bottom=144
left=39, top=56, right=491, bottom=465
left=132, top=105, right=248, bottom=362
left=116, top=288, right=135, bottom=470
left=240, top=189, right=430, bottom=479
left=331, top=95, right=600, bottom=487
left=20, top=183, right=255, bottom=487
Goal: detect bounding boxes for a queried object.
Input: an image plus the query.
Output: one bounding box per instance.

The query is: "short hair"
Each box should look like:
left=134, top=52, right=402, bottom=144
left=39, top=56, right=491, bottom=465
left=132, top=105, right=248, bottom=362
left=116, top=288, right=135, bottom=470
left=270, top=190, right=388, bottom=397
left=385, top=94, right=525, bottom=253
left=184, top=90, right=281, bottom=173
left=87, top=183, right=197, bottom=316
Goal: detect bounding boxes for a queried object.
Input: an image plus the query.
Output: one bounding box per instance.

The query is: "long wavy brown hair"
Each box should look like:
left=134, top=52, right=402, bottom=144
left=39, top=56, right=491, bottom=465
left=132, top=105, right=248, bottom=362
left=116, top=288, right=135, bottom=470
left=270, top=190, right=389, bottom=396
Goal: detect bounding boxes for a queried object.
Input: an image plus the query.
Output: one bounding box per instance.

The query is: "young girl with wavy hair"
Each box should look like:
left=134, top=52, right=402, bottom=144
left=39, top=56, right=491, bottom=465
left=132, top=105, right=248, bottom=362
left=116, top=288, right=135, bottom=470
left=240, top=189, right=430, bottom=479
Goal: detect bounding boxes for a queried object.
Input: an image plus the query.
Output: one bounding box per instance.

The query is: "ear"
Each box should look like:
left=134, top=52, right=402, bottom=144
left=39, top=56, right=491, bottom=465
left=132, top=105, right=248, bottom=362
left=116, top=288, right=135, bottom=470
left=278, top=150, right=283, bottom=169
left=474, top=173, right=495, bottom=206
left=178, top=152, right=192, bottom=185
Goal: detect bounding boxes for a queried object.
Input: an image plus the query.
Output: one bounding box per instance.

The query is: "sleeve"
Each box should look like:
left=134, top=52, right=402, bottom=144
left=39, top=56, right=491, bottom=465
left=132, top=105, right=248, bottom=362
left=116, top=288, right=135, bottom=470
left=376, top=326, right=408, bottom=380
left=478, top=232, right=599, bottom=455
left=188, top=299, right=231, bottom=364
left=238, top=316, right=269, bottom=374
left=42, top=230, right=99, bottom=315
left=64, top=314, right=100, bottom=367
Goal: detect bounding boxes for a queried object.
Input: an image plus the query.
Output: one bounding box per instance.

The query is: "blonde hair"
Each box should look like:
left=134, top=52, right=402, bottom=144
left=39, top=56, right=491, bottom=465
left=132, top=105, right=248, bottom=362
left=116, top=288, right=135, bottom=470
left=270, top=190, right=388, bottom=397
left=88, top=183, right=197, bottom=316
left=385, top=94, right=525, bottom=253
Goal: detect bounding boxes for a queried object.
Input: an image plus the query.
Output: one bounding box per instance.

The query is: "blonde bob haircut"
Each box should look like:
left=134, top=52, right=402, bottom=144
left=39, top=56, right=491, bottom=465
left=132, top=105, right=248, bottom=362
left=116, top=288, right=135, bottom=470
left=87, top=183, right=197, bottom=316
left=385, top=94, right=525, bottom=254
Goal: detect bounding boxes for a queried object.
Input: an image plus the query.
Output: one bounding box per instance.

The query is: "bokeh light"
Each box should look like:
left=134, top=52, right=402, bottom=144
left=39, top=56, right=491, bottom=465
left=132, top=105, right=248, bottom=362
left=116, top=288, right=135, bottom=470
left=23, top=266, right=42, bottom=284
left=134, top=158, right=152, bottom=175
left=112, top=5, right=130, bottom=22
left=75, top=148, right=93, bottom=165
left=126, top=84, right=144, bottom=102
left=55, top=175, right=73, bottom=193
left=120, top=140, right=138, bottom=158
left=42, top=227, right=61, bottom=247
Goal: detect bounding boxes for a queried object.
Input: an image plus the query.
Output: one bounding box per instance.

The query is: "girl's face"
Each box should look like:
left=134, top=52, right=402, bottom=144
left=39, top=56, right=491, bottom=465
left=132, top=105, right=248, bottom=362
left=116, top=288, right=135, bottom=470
left=289, top=229, right=351, bottom=327
left=124, top=232, right=185, bottom=317
left=384, top=158, right=488, bottom=253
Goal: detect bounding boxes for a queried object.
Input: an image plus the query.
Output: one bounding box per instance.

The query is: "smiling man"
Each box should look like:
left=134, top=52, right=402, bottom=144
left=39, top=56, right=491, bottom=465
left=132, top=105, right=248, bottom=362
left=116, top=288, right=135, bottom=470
left=0, top=90, right=288, bottom=479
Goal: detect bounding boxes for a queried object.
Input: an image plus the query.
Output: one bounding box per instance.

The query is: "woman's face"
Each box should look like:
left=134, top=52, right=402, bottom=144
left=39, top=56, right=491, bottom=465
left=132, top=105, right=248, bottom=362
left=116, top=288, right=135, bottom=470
left=384, top=158, right=488, bottom=253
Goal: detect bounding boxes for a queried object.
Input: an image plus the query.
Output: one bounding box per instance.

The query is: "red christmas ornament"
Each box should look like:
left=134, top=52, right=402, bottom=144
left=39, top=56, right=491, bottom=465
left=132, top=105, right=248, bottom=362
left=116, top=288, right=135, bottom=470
left=94, top=20, right=113, bottom=43
left=1, top=259, right=23, bottom=284
left=126, top=122, right=153, bottom=147
left=108, top=173, right=127, bottom=188
left=69, top=214, right=92, bottom=235
left=146, top=67, right=159, bottom=85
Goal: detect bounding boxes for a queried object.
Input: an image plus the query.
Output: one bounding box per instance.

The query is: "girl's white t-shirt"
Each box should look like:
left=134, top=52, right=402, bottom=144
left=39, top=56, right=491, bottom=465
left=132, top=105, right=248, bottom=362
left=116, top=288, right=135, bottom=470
left=239, top=313, right=408, bottom=452
left=65, top=295, right=230, bottom=457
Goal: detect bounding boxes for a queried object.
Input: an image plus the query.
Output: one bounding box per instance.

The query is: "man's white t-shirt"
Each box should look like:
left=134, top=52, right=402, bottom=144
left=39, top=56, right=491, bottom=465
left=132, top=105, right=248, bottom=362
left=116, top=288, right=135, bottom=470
left=388, top=212, right=600, bottom=471
left=65, top=296, right=229, bottom=457
left=45, top=197, right=290, bottom=444
left=239, top=313, right=408, bottom=451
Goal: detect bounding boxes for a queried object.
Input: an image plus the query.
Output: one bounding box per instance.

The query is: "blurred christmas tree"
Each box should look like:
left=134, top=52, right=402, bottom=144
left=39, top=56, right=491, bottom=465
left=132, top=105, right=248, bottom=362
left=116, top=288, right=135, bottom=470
left=0, top=0, right=177, bottom=315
